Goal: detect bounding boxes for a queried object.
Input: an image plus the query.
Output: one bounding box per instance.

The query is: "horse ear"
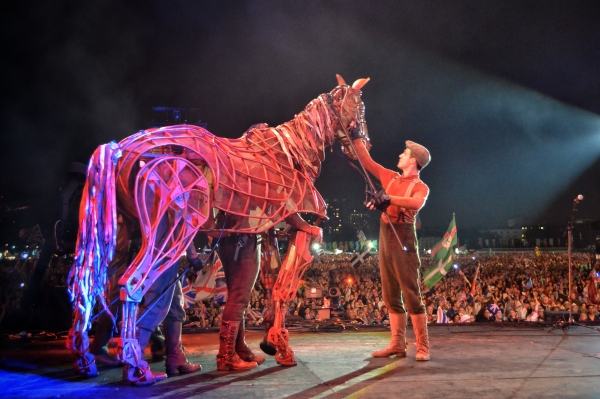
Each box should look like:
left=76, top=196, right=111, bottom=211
left=336, top=74, right=347, bottom=86
left=352, top=77, right=370, bottom=90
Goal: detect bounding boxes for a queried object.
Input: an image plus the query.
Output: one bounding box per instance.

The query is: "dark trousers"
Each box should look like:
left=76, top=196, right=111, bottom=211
left=379, top=222, right=425, bottom=315
left=137, top=264, right=186, bottom=332
left=218, top=234, right=261, bottom=321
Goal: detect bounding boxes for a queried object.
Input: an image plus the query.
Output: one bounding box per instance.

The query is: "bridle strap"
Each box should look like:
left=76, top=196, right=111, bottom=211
left=328, top=86, right=406, bottom=251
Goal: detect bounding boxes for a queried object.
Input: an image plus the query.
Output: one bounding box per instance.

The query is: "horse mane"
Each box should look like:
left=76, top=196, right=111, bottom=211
left=243, top=93, right=338, bottom=181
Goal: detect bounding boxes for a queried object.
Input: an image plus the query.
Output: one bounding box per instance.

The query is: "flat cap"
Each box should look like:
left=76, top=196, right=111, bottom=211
left=406, top=140, right=431, bottom=169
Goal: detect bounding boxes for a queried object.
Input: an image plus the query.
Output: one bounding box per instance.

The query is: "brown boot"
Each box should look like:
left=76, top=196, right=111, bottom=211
left=372, top=313, right=407, bottom=357
left=410, top=313, right=430, bottom=361
left=150, top=327, right=166, bottom=360
left=236, top=320, right=265, bottom=365
left=163, top=321, right=201, bottom=376
left=217, top=320, right=258, bottom=371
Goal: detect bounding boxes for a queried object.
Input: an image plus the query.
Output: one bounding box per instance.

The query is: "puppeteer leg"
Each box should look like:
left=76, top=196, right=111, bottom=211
left=88, top=310, right=122, bottom=367
left=164, top=320, right=201, bottom=375
left=236, top=317, right=265, bottom=365
left=150, top=327, right=166, bottom=360
left=217, top=320, right=258, bottom=371
left=164, top=279, right=201, bottom=376
left=410, top=313, right=430, bottom=361
left=217, top=232, right=261, bottom=371
left=371, top=312, right=407, bottom=357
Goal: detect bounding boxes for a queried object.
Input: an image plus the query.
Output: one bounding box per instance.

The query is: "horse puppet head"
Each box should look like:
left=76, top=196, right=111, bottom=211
left=273, top=74, right=371, bottom=179
left=328, top=74, right=371, bottom=160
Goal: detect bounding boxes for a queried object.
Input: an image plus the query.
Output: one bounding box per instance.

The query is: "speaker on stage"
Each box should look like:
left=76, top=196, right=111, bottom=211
left=316, top=308, right=331, bottom=320
left=328, top=287, right=340, bottom=297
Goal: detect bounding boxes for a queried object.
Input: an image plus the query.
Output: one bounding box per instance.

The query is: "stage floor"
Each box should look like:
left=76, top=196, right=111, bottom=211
left=1, top=323, right=599, bottom=399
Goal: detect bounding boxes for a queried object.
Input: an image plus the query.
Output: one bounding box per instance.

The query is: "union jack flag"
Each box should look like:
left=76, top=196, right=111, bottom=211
left=211, top=254, right=227, bottom=303
left=181, top=277, right=197, bottom=309
left=436, top=306, right=448, bottom=324
left=191, top=253, right=227, bottom=303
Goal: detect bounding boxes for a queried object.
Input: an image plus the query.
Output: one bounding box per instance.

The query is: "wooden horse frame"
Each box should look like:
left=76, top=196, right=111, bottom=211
left=66, top=75, right=371, bottom=384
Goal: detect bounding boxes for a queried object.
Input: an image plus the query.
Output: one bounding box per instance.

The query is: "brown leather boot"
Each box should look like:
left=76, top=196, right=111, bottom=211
left=163, top=321, right=201, bottom=376
left=372, top=313, right=407, bottom=357
left=150, top=327, right=166, bottom=360
left=410, top=313, right=430, bottom=361
left=217, top=320, right=258, bottom=371
left=236, top=320, right=265, bottom=365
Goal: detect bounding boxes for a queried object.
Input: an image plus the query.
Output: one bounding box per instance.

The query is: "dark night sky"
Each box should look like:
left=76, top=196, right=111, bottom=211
left=1, top=1, right=600, bottom=239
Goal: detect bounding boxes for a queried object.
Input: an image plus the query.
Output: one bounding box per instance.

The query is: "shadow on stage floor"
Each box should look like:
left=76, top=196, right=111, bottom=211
left=1, top=322, right=599, bottom=399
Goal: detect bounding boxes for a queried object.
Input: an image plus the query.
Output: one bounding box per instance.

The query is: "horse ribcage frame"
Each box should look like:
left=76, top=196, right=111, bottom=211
left=118, top=156, right=210, bottom=300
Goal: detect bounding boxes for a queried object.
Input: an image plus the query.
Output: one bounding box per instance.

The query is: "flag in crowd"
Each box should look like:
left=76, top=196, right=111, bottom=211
left=181, top=277, right=197, bottom=310
left=470, top=263, right=481, bottom=295
left=181, top=252, right=228, bottom=306
left=437, top=305, right=448, bottom=323
left=193, top=268, right=216, bottom=302
left=588, top=268, right=597, bottom=304
left=357, top=230, right=367, bottom=243
left=214, top=269, right=228, bottom=304
left=351, top=230, right=371, bottom=268
left=458, top=269, right=471, bottom=287
left=529, top=303, right=539, bottom=322
left=423, top=214, right=458, bottom=288
left=487, top=303, right=500, bottom=316
left=351, top=250, right=371, bottom=268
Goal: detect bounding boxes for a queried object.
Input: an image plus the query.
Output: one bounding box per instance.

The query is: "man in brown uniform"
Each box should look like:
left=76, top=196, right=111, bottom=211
left=353, top=139, right=431, bottom=361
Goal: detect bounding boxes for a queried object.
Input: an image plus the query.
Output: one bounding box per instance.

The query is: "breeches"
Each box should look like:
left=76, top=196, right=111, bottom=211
left=218, top=234, right=261, bottom=321
left=379, top=222, right=425, bottom=315
left=138, top=263, right=186, bottom=332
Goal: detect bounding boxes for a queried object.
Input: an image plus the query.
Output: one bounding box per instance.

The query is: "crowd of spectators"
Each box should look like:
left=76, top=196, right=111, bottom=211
left=184, top=300, right=224, bottom=328
left=423, top=252, right=598, bottom=324
left=225, top=250, right=599, bottom=327
left=4, top=248, right=598, bottom=329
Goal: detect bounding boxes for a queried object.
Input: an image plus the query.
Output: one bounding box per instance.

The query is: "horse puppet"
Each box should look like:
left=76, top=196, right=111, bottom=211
left=66, top=75, right=371, bottom=384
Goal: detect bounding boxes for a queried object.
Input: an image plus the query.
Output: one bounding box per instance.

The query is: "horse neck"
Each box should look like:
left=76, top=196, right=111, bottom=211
left=273, top=95, right=336, bottom=179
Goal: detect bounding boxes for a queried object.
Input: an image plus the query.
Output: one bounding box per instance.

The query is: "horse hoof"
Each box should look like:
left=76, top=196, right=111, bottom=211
left=259, top=337, right=277, bottom=356
left=74, top=352, right=99, bottom=378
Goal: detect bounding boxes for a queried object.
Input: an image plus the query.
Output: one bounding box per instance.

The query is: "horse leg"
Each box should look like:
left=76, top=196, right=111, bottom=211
left=116, top=156, right=210, bottom=385
left=258, top=230, right=279, bottom=356
left=116, top=214, right=172, bottom=386
left=268, top=231, right=314, bottom=367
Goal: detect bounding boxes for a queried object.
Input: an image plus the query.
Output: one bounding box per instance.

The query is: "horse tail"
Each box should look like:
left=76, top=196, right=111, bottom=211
left=67, top=141, right=122, bottom=330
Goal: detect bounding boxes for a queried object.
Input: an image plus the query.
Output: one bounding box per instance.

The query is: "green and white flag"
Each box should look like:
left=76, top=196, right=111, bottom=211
left=423, top=215, right=457, bottom=288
